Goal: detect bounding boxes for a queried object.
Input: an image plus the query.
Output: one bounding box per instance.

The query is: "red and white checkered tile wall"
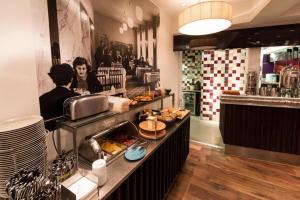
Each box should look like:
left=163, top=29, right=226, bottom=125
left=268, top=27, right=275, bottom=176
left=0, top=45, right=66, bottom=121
left=182, top=48, right=247, bottom=121
left=201, top=48, right=247, bottom=121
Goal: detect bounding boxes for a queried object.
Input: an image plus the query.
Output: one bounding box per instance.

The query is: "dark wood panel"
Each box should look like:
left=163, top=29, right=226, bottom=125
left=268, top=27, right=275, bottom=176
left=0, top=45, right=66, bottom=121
left=220, top=104, right=300, bottom=155
left=174, top=23, right=300, bottom=51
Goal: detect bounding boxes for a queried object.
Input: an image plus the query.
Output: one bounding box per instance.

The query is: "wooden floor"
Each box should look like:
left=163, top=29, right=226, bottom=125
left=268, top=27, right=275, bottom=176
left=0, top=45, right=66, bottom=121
left=166, top=143, right=300, bottom=200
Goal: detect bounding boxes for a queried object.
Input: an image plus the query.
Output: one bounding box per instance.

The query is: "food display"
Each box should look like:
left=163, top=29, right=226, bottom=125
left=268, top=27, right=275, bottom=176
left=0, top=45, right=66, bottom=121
left=99, top=140, right=126, bottom=155
left=110, top=134, right=138, bottom=146
left=128, top=99, right=138, bottom=106
left=139, top=121, right=166, bottom=132
left=159, top=108, right=189, bottom=120
left=133, top=95, right=153, bottom=102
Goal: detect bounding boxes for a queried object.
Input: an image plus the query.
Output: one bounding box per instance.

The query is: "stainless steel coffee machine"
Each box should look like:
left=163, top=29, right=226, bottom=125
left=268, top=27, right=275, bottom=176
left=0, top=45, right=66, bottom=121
left=279, top=66, right=300, bottom=97
left=246, top=72, right=257, bottom=95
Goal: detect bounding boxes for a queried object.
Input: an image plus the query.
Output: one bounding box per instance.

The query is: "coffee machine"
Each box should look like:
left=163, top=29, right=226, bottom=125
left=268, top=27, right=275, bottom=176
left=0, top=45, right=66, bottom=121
left=246, top=71, right=257, bottom=95
left=278, top=48, right=300, bottom=98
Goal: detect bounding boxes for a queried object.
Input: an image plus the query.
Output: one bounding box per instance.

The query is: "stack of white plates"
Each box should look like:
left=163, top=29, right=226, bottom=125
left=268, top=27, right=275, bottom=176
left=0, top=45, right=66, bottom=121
left=0, top=115, right=47, bottom=198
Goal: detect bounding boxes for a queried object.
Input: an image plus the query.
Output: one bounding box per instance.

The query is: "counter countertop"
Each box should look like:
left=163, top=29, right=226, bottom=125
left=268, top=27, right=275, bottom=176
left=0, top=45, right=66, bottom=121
left=182, top=90, right=201, bottom=92
left=62, top=114, right=190, bottom=200
left=220, top=94, right=300, bottom=109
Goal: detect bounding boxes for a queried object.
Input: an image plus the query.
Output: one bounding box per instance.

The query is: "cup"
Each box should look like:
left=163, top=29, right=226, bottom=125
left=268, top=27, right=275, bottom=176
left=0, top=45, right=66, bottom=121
left=165, top=89, right=172, bottom=95
left=92, top=159, right=107, bottom=186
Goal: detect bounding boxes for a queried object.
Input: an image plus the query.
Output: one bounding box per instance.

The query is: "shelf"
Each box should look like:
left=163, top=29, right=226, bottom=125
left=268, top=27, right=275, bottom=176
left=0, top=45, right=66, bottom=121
left=184, top=100, right=195, bottom=103
left=261, top=82, right=280, bottom=85
left=60, top=94, right=175, bottom=129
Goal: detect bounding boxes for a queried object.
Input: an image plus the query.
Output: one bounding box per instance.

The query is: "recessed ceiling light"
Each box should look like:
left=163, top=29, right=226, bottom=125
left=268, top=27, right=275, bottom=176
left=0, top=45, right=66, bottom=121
left=127, top=17, right=134, bottom=28
left=90, top=24, right=95, bottom=30
left=119, top=27, right=124, bottom=34
left=123, top=23, right=128, bottom=31
left=136, top=6, right=143, bottom=21
left=81, top=11, right=88, bottom=21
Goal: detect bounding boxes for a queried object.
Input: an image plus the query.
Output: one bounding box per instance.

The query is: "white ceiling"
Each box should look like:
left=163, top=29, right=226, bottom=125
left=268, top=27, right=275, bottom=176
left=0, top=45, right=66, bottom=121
left=151, top=0, right=300, bottom=33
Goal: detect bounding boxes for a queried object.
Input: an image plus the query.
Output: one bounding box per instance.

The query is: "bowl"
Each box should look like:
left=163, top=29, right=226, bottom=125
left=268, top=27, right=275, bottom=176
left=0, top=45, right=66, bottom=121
left=165, top=89, right=172, bottom=95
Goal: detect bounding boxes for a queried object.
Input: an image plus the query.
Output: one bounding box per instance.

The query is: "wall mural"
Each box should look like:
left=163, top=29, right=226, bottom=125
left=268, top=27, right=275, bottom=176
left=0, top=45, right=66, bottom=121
left=39, top=0, right=160, bottom=129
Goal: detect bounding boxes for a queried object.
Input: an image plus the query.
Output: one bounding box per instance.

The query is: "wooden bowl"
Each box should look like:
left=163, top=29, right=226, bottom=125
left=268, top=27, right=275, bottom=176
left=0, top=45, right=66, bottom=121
left=139, top=129, right=166, bottom=140
left=139, top=121, right=166, bottom=132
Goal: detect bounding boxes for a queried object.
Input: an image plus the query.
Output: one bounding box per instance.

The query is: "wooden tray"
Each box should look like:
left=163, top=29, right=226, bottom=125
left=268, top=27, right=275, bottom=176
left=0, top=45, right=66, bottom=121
left=176, top=110, right=190, bottom=119
left=139, top=121, right=166, bottom=132
left=139, top=129, right=166, bottom=140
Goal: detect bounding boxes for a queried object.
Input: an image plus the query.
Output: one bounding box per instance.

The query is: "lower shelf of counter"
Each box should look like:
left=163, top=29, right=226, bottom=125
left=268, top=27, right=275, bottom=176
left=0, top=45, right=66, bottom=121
left=64, top=115, right=190, bottom=200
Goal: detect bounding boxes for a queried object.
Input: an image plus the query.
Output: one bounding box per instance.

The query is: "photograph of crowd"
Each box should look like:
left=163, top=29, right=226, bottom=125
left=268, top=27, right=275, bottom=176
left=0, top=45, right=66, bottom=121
left=38, top=0, right=161, bottom=124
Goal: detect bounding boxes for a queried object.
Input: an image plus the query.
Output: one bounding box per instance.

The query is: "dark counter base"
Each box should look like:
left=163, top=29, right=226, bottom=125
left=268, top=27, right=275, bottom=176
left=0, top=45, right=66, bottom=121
left=105, top=118, right=190, bottom=200
left=220, top=104, right=300, bottom=155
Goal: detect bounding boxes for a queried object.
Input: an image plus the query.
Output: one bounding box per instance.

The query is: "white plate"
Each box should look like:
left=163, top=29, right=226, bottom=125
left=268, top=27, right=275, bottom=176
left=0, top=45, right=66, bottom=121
left=0, top=115, right=42, bottom=132
left=0, top=124, right=45, bottom=138
left=0, top=136, right=46, bottom=150
left=0, top=129, right=46, bottom=149
left=0, top=120, right=44, bottom=135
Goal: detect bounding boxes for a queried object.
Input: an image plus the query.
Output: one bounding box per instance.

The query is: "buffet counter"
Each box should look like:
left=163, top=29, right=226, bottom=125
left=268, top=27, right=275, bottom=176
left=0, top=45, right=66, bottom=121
left=62, top=114, right=190, bottom=200
left=220, top=94, right=300, bottom=165
left=221, top=94, right=300, bottom=109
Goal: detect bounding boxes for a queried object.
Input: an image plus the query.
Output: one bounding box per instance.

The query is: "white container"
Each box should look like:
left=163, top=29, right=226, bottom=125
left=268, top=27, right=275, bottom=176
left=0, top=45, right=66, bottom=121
left=68, top=177, right=97, bottom=200
left=266, top=73, right=278, bottom=83
left=92, top=159, right=107, bottom=186
left=146, top=116, right=157, bottom=130
left=108, top=96, right=129, bottom=113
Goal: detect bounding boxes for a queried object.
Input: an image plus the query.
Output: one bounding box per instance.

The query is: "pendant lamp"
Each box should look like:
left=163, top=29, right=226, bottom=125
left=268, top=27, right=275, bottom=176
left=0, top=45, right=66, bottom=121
left=178, top=1, right=232, bottom=35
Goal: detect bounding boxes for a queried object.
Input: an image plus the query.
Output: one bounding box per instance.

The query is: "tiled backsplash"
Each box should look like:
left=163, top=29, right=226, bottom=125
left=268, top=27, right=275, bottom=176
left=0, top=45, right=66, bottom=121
left=182, top=49, right=247, bottom=121
left=182, top=50, right=202, bottom=90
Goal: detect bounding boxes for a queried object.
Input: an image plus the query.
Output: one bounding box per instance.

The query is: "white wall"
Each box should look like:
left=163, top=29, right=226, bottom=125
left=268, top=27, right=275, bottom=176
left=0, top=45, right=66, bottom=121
left=0, top=0, right=40, bottom=121
left=156, top=8, right=181, bottom=107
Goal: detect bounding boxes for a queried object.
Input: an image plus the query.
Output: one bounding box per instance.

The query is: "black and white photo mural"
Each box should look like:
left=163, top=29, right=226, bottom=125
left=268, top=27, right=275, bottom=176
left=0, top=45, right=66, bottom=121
left=39, top=0, right=160, bottom=128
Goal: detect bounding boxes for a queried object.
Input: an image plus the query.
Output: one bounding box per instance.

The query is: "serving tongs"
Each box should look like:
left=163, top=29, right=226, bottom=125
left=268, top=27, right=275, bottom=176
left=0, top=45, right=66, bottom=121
left=128, top=138, right=149, bottom=151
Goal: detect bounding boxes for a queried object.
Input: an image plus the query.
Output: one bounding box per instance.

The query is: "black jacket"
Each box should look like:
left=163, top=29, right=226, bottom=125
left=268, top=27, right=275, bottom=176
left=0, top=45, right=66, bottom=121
left=70, top=72, right=103, bottom=93
left=39, top=86, right=79, bottom=130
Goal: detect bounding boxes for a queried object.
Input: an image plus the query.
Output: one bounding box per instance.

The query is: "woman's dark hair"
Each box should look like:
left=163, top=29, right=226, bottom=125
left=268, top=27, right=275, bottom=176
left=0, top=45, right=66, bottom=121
left=48, top=63, right=74, bottom=86
left=72, top=57, right=91, bottom=72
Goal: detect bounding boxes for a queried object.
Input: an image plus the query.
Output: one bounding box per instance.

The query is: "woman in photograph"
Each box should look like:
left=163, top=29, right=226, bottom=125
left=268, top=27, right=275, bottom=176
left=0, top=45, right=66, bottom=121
left=70, top=57, right=103, bottom=94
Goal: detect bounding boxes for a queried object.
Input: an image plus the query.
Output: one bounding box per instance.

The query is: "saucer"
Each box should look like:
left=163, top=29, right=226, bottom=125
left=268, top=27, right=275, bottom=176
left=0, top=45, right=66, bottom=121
left=125, top=147, right=147, bottom=161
